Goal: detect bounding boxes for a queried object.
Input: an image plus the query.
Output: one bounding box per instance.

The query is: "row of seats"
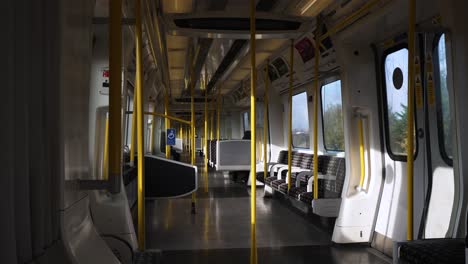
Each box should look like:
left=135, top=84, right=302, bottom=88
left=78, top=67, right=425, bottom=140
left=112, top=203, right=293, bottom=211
left=207, top=139, right=218, bottom=167
left=257, top=150, right=346, bottom=216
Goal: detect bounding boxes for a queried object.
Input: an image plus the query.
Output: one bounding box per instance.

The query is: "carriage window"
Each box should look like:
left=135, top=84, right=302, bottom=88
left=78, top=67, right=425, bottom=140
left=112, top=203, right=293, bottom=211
left=435, top=34, right=453, bottom=163
left=321, top=80, right=344, bottom=151
left=243, top=112, right=250, bottom=132
left=292, top=92, right=310, bottom=148
left=383, top=47, right=416, bottom=158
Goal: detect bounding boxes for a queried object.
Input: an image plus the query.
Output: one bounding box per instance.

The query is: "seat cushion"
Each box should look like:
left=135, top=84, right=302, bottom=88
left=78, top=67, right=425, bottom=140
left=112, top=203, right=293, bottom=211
left=288, top=186, right=307, bottom=199
left=278, top=183, right=289, bottom=194
left=296, top=173, right=311, bottom=187
left=271, top=179, right=285, bottom=190
left=399, top=239, right=465, bottom=264
left=265, top=176, right=277, bottom=186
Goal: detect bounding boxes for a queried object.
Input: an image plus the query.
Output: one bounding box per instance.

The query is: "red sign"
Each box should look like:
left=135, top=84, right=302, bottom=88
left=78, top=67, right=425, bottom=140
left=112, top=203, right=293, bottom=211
left=102, top=70, right=110, bottom=78
left=295, top=37, right=315, bottom=63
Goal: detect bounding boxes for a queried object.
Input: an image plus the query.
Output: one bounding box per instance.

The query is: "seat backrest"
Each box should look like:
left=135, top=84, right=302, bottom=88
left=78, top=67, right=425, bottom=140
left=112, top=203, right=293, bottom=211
left=299, top=153, right=313, bottom=170
left=323, top=157, right=346, bottom=198
left=210, top=140, right=217, bottom=164
left=277, top=150, right=288, bottom=164
left=318, top=155, right=330, bottom=174
left=291, top=152, right=304, bottom=167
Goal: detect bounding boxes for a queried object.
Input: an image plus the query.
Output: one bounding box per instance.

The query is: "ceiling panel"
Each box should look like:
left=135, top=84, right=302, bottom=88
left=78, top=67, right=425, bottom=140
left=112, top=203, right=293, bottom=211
left=168, top=50, right=186, bottom=68
left=170, top=69, right=185, bottom=80
left=166, top=35, right=189, bottom=50
left=162, top=0, right=194, bottom=13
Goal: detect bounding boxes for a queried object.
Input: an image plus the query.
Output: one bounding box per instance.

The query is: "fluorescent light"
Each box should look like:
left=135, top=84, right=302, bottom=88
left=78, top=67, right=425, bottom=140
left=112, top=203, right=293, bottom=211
left=301, top=0, right=319, bottom=15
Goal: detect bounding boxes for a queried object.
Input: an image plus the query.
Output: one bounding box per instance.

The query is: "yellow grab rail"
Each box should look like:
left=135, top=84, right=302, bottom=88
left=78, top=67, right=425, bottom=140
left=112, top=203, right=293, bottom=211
left=250, top=0, right=257, bottom=262
left=312, top=18, right=321, bottom=200
left=210, top=110, right=214, bottom=140
left=407, top=0, right=416, bottom=241
left=358, top=116, right=366, bottom=188
left=287, top=39, right=294, bottom=191
left=134, top=0, right=145, bottom=250
left=319, top=0, right=381, bottom=43
left=142, top=112, right=191, bottom=126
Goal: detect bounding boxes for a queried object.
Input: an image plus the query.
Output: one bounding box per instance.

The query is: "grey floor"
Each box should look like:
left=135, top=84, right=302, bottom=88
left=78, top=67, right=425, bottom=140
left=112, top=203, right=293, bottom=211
left=145, top=160, right=391, bottom=264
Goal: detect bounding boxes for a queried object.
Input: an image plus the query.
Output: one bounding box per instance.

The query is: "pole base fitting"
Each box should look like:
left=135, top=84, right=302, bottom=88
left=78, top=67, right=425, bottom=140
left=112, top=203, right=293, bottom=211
left=191, top=202, right=196, bottom=214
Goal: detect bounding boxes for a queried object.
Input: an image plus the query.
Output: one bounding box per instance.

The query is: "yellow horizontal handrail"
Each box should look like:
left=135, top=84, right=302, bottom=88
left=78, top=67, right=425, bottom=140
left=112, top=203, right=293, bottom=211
left=319, top=0, right=382, bottom=42
left=126, top=111, right=191, bottom=125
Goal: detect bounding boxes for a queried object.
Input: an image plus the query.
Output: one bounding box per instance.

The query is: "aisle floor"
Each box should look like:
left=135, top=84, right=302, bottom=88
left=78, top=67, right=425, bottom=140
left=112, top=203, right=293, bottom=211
left=145, top=160, right=391, bottom=264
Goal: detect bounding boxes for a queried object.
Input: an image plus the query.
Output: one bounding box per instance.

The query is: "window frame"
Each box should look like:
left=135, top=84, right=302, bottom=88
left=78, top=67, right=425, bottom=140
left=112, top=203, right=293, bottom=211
left=381, top=43, right=419, bottom=162
left=320, top=78, right=345, bottom=152
left=291, top=90, right=310, bottom=149
left=433, top=33, right=453, bottom=166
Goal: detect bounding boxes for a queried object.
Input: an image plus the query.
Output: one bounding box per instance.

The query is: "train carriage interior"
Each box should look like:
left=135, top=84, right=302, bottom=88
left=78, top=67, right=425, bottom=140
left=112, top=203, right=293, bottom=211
left=4, top=0, right=468, bottom=263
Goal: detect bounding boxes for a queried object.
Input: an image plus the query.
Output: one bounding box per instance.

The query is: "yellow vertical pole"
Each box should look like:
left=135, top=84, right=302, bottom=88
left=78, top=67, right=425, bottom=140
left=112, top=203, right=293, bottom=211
left=190, top=53, right=197, bottom=214
left=103, top=115, right=110, bottom=180
left=135, top=0, right=145, bottom=250
left=210, top=110, right=214, bottom=140
left=358, top=117, right=366, bottom=188
left=407, top=0, right=416, bottom=241
left=249, top=0, right=257, bottom=262
left=165, top=91, right=171, bottom=159
left=287, top=39, right=294, bottom=191
left=263, top=62, right=269, bottom=180
left=130, top=97, right=137, bottom=167
left=109, top=0, right=122, bottom=194
left=204, top=70, right=209, bottom=165
left=217, top=89, right=221, bottom=140
left=312, top=19, right=321, bottom=200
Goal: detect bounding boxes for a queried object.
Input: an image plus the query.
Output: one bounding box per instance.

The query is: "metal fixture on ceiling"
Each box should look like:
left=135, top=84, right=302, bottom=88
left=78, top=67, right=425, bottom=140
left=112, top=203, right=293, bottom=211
left=204, top=0, right=280, bottom=95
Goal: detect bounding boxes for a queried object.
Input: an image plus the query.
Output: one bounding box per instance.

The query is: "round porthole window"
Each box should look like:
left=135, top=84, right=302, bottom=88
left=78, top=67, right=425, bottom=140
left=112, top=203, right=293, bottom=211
left=392, top=67, right=404, bottom=90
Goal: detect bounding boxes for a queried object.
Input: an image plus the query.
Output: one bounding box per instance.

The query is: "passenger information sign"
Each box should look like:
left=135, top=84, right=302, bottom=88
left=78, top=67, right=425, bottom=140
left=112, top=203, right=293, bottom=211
left=167, top=128, right=176, bottom=146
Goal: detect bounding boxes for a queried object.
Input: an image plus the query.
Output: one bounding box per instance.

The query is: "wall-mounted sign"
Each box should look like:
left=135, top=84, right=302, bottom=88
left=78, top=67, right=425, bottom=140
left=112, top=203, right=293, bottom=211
left=167, top=128, right=176, bottom=146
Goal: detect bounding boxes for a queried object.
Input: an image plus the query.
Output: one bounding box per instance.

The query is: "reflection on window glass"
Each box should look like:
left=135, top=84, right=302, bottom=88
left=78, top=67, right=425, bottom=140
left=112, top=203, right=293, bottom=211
left=243, top=112, right=250, bottom=132
left=321, top=80, right=344, bottom=151
left=436, top=34, right=452, bottom=161
left=384, top=48, right=415, bottom=157
left=272, top=57, right=289, bottom=76
left=268, top=64, right=279, bottom=82
left=292, top=92, right=310, bottom=148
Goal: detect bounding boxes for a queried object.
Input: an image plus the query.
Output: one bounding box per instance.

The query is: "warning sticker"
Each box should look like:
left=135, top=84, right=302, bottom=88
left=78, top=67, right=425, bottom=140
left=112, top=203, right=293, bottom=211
left=415, top=56, right=421, bottom=76
left=415, top=74, right=424, bottom=108
left=413, top=56, right=423, bottom=108
left=426, top=52, right=435, bottom=106
left=427, top=72, right=436, bottom=106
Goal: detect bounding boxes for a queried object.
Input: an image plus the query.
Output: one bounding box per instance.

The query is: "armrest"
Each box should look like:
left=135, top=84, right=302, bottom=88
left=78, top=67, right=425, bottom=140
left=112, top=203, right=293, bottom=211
left=307, top=176, right=314, bottom=192
left=270, top=164, right=287, bottom=178
left=277, top=166, right=304, bottom=180
left=277, top=167, right=288, bottom=180
left=296, top=171, right=312, bottom=187
left=290, top=167, right=309, bottom=174
left=317, top=173, right=336, bottom=181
